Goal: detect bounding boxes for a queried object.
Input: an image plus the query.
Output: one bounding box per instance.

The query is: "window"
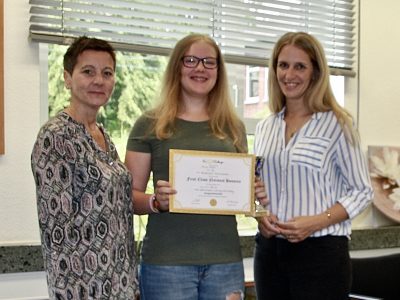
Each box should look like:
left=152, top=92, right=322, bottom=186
left=245, top=67, right=260, bottom=103
left=330, top=75, right=345, bottom=106
left=44, top=45, right=345, bottom=237
left=44, top=45, right=264, bottom=236
left=243, top=66, right=270, bottom=120
left=35, top=0, right=353, bottom=237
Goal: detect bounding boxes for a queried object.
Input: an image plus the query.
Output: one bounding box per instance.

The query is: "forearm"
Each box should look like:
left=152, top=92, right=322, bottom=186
left=125, top=150, right=154, bottom=215
left=132, top=190, right=156, bottom=215
left=315, top=203, right=349, bottom=231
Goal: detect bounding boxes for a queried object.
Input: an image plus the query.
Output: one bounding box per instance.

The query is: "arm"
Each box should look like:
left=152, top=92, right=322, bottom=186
left=31, top=127, right=75, bottom=288
left=277, top=203, right=349, bottom=242
left=124, top=115, right=158, bottom=215
left=253, top=118, right=281, bottom=238
left=277, top=133, right=373, bottom=242
left=335, top=135, right=374, bottom=219
left=125, top=150, right=152, bottom=214
left=125, top=150, right=174, bottom=214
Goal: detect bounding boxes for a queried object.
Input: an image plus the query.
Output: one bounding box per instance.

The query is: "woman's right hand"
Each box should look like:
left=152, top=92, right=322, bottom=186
left=154, top=180, right=177, bottom=212
left=256, top=213, right=281, bottom=238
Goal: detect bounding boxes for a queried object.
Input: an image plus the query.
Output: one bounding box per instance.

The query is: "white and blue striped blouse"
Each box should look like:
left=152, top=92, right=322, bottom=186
left=254, top=109, right=373, bottom=237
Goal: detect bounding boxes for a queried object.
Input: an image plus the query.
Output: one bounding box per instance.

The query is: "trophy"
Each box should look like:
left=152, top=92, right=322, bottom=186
left=252, top=156, right=269, bottom=217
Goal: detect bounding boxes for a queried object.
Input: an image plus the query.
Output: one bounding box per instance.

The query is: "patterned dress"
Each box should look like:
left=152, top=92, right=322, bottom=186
left=31, top=112, right=138, bottom=300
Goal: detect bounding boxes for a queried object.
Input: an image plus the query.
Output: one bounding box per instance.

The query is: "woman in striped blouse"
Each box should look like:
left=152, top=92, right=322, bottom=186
left=253, top=32, right=373, bottom=300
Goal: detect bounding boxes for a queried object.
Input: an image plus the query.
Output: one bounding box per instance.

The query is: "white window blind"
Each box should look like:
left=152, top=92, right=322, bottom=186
left=29, top=0, right=356, bottom=75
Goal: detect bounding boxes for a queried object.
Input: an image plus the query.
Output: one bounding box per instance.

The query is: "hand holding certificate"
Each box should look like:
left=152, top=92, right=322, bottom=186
left=169, top=149, right=267, bottom=216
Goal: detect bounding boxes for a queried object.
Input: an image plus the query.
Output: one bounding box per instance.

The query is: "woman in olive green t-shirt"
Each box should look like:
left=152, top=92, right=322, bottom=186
left=125, top=33, right=267, bottom=300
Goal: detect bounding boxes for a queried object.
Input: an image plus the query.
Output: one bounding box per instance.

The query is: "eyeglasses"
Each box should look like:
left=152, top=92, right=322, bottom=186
left=182, top=56, right=218, bottom=69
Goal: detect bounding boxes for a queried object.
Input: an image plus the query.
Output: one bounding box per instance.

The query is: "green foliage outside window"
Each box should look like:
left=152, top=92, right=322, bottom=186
left=47, top=44, right=257, bottom=240
left=48, top=44, right=168, bottom=143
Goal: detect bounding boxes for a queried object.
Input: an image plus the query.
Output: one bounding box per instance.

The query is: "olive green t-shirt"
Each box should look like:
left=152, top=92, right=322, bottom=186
left=127, top=115, right=247, bottom=265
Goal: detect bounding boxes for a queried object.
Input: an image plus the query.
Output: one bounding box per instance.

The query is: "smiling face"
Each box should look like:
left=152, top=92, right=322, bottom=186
left=64, top=50, right=115, bottom=111
left=276, top=44, right=314, bottom=104
left=180, top=40, right=218, bottom=101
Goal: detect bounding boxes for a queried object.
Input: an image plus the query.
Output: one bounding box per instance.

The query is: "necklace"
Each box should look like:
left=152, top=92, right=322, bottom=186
left=287, top=124, right=298, bottom=139
left=285, top=112, right=313, bottom=140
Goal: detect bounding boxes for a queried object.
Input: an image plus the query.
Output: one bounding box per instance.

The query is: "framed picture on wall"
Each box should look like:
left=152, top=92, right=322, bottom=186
left=368, top=145, right=400, bottom=223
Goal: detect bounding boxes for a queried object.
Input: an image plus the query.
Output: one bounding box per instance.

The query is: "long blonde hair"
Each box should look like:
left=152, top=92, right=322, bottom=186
left=268, top=32, right=359, bottom=144
left=149, top=33, right=247, bottom=153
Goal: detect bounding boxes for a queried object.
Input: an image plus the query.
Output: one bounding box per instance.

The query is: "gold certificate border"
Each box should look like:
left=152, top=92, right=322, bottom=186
left=169, top=149, right=255, bottom=215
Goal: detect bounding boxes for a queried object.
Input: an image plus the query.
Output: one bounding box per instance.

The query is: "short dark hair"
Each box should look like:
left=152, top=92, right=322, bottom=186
left=63, top=36, right=116, bottom=75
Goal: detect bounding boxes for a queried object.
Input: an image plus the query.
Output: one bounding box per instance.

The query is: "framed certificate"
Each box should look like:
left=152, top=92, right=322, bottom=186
left=169, top=149, right=255, bottom=215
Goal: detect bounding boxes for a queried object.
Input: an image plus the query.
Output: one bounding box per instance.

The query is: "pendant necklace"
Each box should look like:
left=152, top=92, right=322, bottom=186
left=288, top=126, right=298, bottom=139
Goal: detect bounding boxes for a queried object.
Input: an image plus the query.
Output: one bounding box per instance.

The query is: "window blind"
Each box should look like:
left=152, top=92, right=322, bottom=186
left=29, top=0, right=356, bottom=75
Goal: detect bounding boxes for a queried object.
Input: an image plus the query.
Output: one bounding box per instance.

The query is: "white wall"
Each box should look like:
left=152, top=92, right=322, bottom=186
left=359, top=0, right=400, bottom=146
left=0, top=0, right=399, bottom=245
left=352, top=0, right=400, bottom=228
left=0, top=0, right=41, bottom=245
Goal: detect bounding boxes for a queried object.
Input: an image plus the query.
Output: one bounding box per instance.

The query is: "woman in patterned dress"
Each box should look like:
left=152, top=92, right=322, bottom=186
left=31, top=36, right=139, bottom=299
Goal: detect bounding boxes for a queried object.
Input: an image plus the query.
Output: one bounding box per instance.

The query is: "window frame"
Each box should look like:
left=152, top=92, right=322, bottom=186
left=245, top=66, right=260, bottom=104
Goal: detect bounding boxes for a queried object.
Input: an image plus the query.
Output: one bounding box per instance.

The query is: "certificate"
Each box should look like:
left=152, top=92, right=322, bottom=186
left=169, top=149, right=255, bottom=215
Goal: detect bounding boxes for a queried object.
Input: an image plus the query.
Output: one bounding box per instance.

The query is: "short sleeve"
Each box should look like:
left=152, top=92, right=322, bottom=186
left=126, top=114, right=154, bottom=153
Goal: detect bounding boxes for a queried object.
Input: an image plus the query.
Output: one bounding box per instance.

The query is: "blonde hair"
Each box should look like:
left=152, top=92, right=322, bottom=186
left=149, top=33, right=247, bottom=153
left=268, top=32, right=359, bottom=144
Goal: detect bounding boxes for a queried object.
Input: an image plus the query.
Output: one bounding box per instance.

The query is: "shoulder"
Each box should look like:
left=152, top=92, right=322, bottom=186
left=36, top=112, right=72, bottom=140
left=316, top=111, right=348, bottom=138
left=255, top=113, right=278, bottom=134
left=136, top=111, right=158, bottom=127
left=312, top=111, right=342, bottom=132
left=128, top=112, right=158, bottom=142
left=315, top=110, right=337, bottom=122
left=31, top=113, right=75, bottom=167
left=311, top=111, right=357, bottom=148
left=130, top=112, right=156, bottom=133
left=258, top=113, right=278, bottom=125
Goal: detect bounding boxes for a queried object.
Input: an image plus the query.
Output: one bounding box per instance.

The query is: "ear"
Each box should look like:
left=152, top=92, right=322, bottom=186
left=64, top=70, right=72, bottom=89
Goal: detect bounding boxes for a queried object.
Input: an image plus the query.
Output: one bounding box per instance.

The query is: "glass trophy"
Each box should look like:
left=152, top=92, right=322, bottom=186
left=252, top=156, right=269, bottom=217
